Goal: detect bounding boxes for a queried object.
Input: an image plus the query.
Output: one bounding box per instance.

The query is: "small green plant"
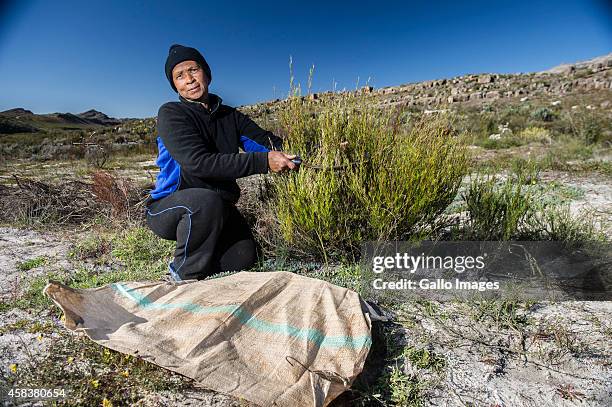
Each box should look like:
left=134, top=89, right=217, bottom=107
left=519, top=126, right=551, bottom=144
left=510, top=158, right=540, bottom=185
left=403, top=347, right=446, bottom=372
left=387, top=364, right=423, bottom=406
left=471, top=300, right=531, bottom=330
left=460, top=169, right=606, bottom=242
left=111, top=226, right=174, bottom=271
left=531, top=107, right=556, bottom=122
left=69, top=233, right=112, bottom=261
left=527, top=205, right=607, bottom=243
left=415, top=299, right=443, bottom=319
left=461, top=174, right=535, bottom=240
left=16, top=256, right=47, bottom=271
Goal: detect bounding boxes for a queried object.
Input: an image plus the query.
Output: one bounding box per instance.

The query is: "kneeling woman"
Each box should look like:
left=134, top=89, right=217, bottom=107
left=147, top=44, right=298, bottom=281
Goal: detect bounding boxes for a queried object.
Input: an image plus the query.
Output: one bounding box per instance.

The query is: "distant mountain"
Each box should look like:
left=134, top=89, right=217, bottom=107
left=77, top=109, right=121, bottom=126
left=0, top=108, right=122, bottom=135
left=0, top=108, right=34, bottom=117
left=56, top=113, right=92, bottom=125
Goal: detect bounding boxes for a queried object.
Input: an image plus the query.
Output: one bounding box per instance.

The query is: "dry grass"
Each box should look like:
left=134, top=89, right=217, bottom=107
left=0, top=171, right=146, bottom=226
left=91, top=171, right=144, bottom=222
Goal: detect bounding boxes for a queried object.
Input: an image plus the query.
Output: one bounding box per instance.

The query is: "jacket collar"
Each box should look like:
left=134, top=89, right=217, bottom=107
left=179, top=93, right=222, bottom=115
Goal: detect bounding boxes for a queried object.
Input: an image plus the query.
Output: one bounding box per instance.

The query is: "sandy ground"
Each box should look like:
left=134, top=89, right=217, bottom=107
left=396, top=300, right=611, bottom=406
left=0, top=228, right=72, bottom=303
left=0, top=168, right=610, bottom=406
left=541, top=171, right=612, bottom=232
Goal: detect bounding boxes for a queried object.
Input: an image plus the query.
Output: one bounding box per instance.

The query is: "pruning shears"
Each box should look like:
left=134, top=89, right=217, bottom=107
left=289, top=155, right=353, bottom=171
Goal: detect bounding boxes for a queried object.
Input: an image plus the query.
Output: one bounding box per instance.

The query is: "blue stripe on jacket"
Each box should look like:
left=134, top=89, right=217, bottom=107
left=239, top=135, right=270, bottom=152
left=149, top=136, right=270, bottom=200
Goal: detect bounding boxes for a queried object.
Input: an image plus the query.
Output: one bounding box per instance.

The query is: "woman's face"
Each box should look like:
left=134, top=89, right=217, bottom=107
left=172, top=60, right=209, bottom=100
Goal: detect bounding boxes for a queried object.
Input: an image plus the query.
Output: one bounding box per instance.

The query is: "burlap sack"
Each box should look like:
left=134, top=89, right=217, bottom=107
left=44, top=271, right=372, bottom=406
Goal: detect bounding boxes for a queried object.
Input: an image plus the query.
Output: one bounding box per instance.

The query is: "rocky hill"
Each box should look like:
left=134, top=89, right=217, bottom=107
left=77, top=109, right=121, bottom=126
left=240, top=53, right=612, bottom=118
left=0, top=108, right=35, bottom=118
left=0, top=108, right=121, bottom=135
left=1, top=52, right=609, bottom=144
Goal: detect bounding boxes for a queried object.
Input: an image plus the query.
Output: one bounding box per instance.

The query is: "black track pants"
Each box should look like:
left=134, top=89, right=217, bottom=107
left=145, top=188, right=258, bottom=280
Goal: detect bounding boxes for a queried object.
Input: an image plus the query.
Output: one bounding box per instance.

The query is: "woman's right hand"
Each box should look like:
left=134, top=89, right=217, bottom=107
left=268, top=151, right=298, bottom=173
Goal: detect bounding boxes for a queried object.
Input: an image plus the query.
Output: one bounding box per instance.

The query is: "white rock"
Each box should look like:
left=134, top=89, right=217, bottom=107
left=424, top=109, right=447, bottom=115
left=489, top=133, right=502, bottom=140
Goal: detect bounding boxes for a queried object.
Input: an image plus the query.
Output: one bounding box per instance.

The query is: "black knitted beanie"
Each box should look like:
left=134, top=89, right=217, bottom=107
left=164, top=44, right=212, bottom=92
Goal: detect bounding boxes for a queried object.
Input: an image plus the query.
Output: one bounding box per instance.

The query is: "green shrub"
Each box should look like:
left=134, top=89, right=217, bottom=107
left=562, top=108, right=607, bottom=144
left=519, top=126, right=551, bottom=144
left=460, top=111, right=499, bottom=142
left=477, top=113, right=498, bottom=138
left=531, top=107, right=556, bottom=122
left=470, top=300, right=530, bottom=330
left=540, top=136, right=593, bottom=169
left=460, top=171, right=607, bottom=242
left=462, top=174, right=535, bottom=240
left=510, top=158, right=540, bottom=185
left=526, top=206, right=607, bottom=243
left=268, top=94, right=468, bottom=259
left=498, top=105, right=530, bottom=132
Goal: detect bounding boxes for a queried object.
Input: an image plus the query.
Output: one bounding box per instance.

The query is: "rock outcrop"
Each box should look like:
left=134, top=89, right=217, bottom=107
left=240, top=53, right=612, bottom=117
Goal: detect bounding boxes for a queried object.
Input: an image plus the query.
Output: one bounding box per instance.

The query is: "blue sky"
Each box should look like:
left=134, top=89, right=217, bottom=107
left=0, top=0, right=610, bottom=118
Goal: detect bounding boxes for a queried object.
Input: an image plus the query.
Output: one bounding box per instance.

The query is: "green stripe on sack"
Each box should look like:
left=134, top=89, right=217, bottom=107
left=111, top=283, right=371, bottom=350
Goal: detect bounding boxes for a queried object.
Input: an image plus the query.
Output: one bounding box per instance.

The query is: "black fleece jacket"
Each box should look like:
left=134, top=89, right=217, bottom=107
left=156, top=94, right=283, bottom=203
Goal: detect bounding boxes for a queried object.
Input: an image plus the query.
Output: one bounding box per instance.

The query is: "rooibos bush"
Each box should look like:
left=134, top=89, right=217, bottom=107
left=267, top=94, right=468, bottom=260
